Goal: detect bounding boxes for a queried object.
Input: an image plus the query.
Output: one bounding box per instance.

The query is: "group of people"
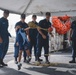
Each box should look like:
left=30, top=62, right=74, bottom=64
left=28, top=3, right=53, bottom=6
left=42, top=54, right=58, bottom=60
left=0, top=10, right=76, bottom=70
left=14, top=12, right=53, bottom=70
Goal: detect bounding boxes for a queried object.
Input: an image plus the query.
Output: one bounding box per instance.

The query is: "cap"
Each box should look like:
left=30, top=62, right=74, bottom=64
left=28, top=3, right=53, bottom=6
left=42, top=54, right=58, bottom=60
left=46, top=12, right=51, bottom=16
left=32, top=15, right=37, bottom=18
left=21, top=14, right=26, bottom=19
left=4, top=10, right=9, bottom=14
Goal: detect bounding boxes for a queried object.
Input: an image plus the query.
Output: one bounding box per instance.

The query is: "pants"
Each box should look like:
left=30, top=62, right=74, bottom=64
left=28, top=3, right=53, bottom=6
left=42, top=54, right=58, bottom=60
left=0, top=39, right=9, bottom=59
left=72, top=39, right=76, bottom=59
left=36, top=36, right=49, bottom=57
left=29, top=38, right=37, bottom=57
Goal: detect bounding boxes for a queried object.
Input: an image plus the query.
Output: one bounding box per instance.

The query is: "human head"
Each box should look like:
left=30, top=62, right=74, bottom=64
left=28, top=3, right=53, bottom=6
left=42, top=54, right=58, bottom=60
left=3, top=10, right=9, bottom=18
left=32, top=15, right=37, bottom=22
left=45, top=12, right=51, bottom=21
left=21, top=14, right=26, bottom=22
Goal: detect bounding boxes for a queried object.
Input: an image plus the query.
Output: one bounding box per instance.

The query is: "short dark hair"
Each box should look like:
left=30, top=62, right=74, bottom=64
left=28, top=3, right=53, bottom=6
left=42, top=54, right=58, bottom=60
left=32, top=15, right=37, bottom=18
left=46, top=12, right=51, bottom=16
left=4, top=10, right=9, bottom=14
left=21, top=14, right=26, bottom=19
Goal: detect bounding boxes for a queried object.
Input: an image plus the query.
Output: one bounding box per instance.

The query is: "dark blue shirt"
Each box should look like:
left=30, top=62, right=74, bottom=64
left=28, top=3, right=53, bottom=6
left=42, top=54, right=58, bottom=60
left=71, top=21, right=76, bottom=39
left=38, top=19, right=51, bottom=37
left=0, top=17, right=9, bottom=40
left=15, top=21, right=28, bottom=31
left=29, top=21, right=38, bottom=39
left=15, top=21, right=28, bottom=45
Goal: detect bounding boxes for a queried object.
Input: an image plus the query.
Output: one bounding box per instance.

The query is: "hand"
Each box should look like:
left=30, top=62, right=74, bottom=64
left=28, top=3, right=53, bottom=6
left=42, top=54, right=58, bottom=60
left=42, top=35, right=46, bottom=39
left=0, top=37, right=3, bottom=43
left=16, top=42, right=19, bottom=46
left=51, top=34, right=54, bottom=37
left=28, top=38, right=30, bottom=42
left=50, top=33, right=54, bottom=37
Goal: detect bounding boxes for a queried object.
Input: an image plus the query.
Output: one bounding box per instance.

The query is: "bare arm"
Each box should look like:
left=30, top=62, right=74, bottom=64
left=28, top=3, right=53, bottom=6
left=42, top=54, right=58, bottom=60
left=24, top=27, right=30, bottom=31
left=15, top=26, right=21, bottom=31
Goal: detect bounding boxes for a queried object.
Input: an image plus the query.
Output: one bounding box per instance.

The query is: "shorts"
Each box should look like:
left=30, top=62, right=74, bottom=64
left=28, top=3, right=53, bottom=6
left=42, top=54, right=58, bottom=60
left=17, top=33, right=29, bottom=51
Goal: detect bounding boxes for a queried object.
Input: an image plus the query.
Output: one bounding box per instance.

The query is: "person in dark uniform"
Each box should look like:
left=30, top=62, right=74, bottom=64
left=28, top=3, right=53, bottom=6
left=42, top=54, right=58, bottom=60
left=15, top=14, right=31, bottom=70
left=36, top=12, right=53, bottom=64
left=69, top=20, right=76, bottom=63
left=29, top=15, right=42, bottom=61
left=14, top=14, right=29, bottom=64
left=0, top=10, right=11, bottom=66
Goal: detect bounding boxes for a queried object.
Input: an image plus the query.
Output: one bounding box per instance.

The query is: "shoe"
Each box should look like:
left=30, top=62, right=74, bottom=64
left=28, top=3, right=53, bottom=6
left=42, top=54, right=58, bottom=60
left=26, top=56, right=31, bottom=63
left=23, top=60, right=26, bottom=63
left=0, top=64, right=3, bottom=67
left=35, top=60, right=41, bottom=66
left=15, top=61, right=18, bottom=64
left=45, top=60, right=50, bottom=64
left=38, top=58, right=43, bottom=61
left=69, top=60, right=75, bottom=63
left=17, top=63, right=22, bottom=70
left=1, top=62, right=8, bottom=66
left=0, top=59, right=3, bottom=67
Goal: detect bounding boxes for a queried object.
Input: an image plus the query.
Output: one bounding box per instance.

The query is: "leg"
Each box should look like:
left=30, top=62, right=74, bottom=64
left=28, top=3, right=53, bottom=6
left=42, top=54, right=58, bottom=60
left=17, top=50, right=23, bottom=70
left=29, top=41, right=33, bottom=56
left=44, top=37, right=50, bottom=63
left=33, top=39, right=37, bottom=57
left=1, top=41, right=9, bottom=66
left=69, top=40, right=76, bottom=63
left=14, top=45, right=19, bottom=64
left=36, top=38, right=42, bottom=61
left=0, top=43, right=3, bottom=66
left=18, top=50, right=23, bottom=63
left=24, top=42, right=31, bottom=63
left=2, top=41, right=9, bottom=59
left=23, top=50, right=26, bottom=62
left=26, top=49, right=31, bottom=57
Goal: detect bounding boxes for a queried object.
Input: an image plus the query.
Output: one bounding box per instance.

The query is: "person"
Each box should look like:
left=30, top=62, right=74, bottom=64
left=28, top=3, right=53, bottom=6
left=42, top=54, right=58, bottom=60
left=14, top=14, right=28, bottom=64
left=36, top=12, right=53, bottom=64
left=14, top=38, right=26, bottom=64
left=69, top=20, right=76, bottom=63
left=0, top=10, right=11, bottom=66
left=28, top=15, right=42, bottom=61
left=15, top=14, right=31, bottom=70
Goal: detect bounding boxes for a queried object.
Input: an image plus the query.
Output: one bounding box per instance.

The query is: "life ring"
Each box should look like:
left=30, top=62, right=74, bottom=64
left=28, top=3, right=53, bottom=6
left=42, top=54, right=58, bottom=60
left=52, top=15, right=71, bottom=34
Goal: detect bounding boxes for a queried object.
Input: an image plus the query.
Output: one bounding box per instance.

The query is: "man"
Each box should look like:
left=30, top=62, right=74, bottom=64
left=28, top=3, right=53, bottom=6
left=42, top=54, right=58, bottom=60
left=14, top=14, right=28, bottom=64
left=29, top=15, right=42, bottom=61
left=69, top=20, right=76, bottom=63
left=15, top=14, right=31, bottom=70
left=0, top=10, right=11, bottom=66
left=36, top=12, right=53, bottom=64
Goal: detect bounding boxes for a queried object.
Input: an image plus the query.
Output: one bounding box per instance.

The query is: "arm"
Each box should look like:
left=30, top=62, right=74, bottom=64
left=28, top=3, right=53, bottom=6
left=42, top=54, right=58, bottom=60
left=0, top=20, right=3, bottom=43
left=15, top=25, right=21, bottom=31
left=69, top=21, right=74, bottom=40
left=49, top=27, right=54, bottom=37
left=8, top=32, right=12, bottom=37
left=37, top=27, right=45, bottom=36
left=69, top=28, right=73, bottom=40
left=26, top=29, right=30, bottom=42
left=24, top=27, right=30, bottom=31
left=37, top=21, right=46, bottom=39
